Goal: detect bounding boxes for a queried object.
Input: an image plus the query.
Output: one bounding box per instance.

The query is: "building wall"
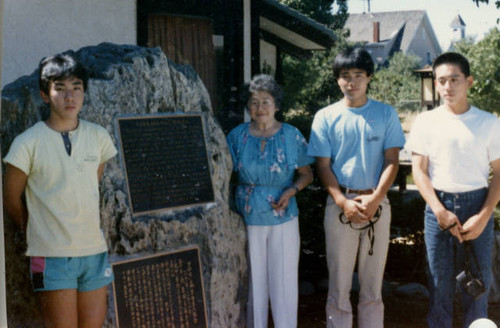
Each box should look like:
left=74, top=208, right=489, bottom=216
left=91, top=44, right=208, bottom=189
left=1, top=0, right=136, bottom=88
left=407, top=23, right=441, bottom=65
left=260, top=40, right=276, bottom=75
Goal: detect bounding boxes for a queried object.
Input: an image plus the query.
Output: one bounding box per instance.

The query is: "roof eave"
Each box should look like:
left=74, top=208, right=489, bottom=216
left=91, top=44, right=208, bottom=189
left=257, top=0, right=336, bottom=49
left=260, top=29, right=314, bottom=59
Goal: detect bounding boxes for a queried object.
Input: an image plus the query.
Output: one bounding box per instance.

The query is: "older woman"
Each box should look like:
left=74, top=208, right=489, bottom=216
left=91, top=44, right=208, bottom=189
left=226, top=74, right=314, bottom=328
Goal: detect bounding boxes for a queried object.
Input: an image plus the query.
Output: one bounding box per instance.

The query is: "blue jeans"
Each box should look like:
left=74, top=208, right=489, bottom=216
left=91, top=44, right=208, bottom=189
left=425, top=188, right=493, bottom=328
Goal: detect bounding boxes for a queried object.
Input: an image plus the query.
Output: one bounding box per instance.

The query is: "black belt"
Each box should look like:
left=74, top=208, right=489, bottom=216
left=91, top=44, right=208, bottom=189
left=339, top=186, right=374, bottom=195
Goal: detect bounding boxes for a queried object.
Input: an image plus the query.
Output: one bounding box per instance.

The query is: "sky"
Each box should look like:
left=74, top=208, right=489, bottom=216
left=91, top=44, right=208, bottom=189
left=341, top=0, right=500, bottom=50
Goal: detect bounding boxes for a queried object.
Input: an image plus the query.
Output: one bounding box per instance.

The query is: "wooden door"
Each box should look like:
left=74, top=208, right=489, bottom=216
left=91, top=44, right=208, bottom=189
left=148, top=14, right=217, bottom=109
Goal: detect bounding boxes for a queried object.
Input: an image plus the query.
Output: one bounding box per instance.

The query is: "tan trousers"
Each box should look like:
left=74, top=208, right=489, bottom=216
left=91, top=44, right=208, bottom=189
left=324, top=195, right=391, bottom=328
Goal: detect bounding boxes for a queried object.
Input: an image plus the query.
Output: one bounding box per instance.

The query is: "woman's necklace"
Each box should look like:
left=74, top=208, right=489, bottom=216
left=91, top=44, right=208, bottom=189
left=250, top=121, right=280, bottom=153
left=260, top=139, right=267, bottom=153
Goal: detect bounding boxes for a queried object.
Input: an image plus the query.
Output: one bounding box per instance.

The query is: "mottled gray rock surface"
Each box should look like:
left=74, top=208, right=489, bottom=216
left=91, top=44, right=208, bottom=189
left=1, top=42, right=247, bottom=327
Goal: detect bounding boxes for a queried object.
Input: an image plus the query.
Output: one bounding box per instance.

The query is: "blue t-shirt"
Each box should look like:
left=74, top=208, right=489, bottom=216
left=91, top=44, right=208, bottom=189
left=307, top=99, right=405, bottom=190
left=227, top=123, right=314, bottom=226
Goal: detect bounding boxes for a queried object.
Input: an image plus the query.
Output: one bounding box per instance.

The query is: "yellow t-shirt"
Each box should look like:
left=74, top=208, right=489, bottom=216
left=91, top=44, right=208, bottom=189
left=4, top=120, right=117, bottom=257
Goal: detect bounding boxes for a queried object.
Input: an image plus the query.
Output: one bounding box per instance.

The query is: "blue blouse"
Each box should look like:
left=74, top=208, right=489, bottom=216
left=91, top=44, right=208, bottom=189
left=227, top=123, right=314, bottom=226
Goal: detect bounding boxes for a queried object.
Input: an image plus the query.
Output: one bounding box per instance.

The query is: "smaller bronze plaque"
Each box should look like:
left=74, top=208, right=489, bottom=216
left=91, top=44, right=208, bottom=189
left=112, top=247, right=207, bottom=328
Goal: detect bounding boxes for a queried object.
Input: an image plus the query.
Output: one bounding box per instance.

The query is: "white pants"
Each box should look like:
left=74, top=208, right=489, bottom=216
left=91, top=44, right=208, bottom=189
left=246, top=218, right=300, bottom=328
left=324, top=195, right=391, bottom=328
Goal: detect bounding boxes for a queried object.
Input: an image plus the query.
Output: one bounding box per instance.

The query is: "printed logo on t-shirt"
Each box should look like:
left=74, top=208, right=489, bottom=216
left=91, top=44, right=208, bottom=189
left=83, top=154, right=98, bottom=162
left=366, top=122, right=382, bottom=142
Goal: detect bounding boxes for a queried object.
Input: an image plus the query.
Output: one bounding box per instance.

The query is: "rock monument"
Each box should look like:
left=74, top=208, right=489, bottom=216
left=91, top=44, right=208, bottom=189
left=1, top=43, right=247, bottom=327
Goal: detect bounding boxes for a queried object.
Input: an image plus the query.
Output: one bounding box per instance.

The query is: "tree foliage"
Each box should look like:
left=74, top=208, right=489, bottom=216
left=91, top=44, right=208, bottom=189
left=368, top=52, right=421, bottom=111
left=279, top=0, right=348, bottom=28
left=472, top=0, right=500, bottom=9
left=281, top=30, right=351, bottom=113
left=453, top=28, right=500, bottom=113
left=277, top=0, right=350, bottom=109
left=280, top=30, right=353, bottom=137
left=277, top=0, right=350, bottom=137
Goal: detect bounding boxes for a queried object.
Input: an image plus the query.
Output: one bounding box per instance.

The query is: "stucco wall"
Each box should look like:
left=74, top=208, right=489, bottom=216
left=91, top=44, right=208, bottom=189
left=1, top=0, right=136, bottom=88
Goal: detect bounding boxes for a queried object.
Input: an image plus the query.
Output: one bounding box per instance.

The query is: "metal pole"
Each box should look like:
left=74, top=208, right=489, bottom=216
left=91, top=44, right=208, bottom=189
left=243, top=0, right=251, bottom=122
left=0, top=0, right=8, bottom=326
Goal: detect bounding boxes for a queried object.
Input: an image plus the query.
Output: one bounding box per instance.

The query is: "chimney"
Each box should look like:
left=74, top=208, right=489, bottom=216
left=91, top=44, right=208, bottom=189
left=373, top=21, right=380, bottom=42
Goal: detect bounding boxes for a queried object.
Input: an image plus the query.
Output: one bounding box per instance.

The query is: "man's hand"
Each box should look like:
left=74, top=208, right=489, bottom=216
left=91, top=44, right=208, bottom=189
left=460, top=158, right=500, bottom=241
left=341, top=198, right=368, bottom=224
left=435, top=208, right=463, bottom=242
left=460, top=212, right=490, bottom=241
left=354, top=194, right=381, bottom=220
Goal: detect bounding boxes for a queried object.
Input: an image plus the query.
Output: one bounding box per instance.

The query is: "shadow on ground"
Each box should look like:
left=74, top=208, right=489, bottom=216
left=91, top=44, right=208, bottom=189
left=296, top=290, right=500, bottom=327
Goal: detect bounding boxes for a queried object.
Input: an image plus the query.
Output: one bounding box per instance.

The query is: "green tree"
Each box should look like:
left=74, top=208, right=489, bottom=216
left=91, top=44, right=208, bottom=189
left=473, top=0, right=500, bottom=22
left=453, top=28, right=500, bottom=113
left=277, top=0, right=351, bottom=137
left=280, top=30, right=360, bottom=137
left=472, top=0, right=500, bottom=9
left=281, top=30, right=351, bottom=112
left=280, top=0, right=348, bottom=28
left=368, top=52, right=421, bottom=111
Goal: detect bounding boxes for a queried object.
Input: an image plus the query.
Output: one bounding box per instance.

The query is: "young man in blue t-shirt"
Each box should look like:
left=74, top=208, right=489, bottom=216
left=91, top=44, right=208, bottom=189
left=3, top=53, right=117, bottom=327
left=308, top=47, right=405, bottom=328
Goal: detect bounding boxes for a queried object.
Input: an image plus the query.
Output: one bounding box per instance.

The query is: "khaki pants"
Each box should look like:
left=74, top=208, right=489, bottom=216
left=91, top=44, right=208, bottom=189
left=324, top=195, right=391, bottom=328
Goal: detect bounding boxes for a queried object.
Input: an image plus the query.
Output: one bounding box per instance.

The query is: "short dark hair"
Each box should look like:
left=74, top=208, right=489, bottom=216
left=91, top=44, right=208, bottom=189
left=241, top=74, right=283, bottom=110
left=333, top=47, right=374, bottom=79
left=432, top=52, right=470, bottom=77
left=38, top=53, right=88, bottom=94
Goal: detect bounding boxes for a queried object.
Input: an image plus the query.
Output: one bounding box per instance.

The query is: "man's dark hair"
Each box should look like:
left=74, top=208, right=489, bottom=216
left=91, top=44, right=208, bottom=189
left=432, top=52, right=470, bottom=77
left=241, top=74, right=283, bottom=110
left=333, top=47, right=374, bottom=79
left=38, top=53, right=88, bottom=94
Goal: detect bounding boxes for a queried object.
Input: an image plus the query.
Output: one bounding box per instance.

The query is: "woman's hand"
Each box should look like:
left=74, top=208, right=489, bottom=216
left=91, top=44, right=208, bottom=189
left=272, top=165, right=313, bottom=211
left=272, top=187, right=297, bottom=211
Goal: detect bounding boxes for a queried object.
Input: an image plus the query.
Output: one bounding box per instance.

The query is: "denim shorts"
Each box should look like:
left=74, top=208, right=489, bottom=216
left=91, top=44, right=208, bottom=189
left=30, top=252, right=114, bottom=292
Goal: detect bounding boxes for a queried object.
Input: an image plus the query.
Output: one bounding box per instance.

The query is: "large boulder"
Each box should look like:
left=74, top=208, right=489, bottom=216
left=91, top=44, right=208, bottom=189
left=1, top=42, right=247, bottom=327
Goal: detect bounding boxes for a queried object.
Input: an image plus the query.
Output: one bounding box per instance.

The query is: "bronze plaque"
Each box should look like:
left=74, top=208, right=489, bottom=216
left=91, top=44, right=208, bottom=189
left=117, top=114, right=214, bottom=215
left=111, top=247, right=208, bottom=328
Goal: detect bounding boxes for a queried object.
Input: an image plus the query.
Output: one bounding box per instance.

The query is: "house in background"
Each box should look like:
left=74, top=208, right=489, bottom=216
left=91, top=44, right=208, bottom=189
left=344, top=10, right=442, bottom=66
left=448, top=14, right=467, bottom=51
left=2, top=0, right=336, bottom=132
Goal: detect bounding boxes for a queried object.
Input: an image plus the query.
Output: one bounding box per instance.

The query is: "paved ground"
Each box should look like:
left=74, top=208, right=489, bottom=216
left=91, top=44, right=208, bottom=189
left=295, top=291, right=500, bottom=328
